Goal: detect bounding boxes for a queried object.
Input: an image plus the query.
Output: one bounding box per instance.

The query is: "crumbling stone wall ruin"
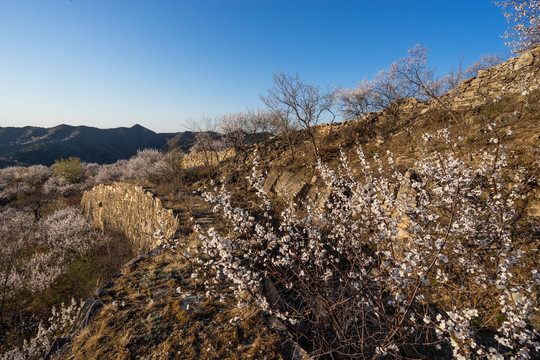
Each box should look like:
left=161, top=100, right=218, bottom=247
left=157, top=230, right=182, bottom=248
left=447, top=44, right=540, bottom=110
left=81, top=182, right=178, bottom=253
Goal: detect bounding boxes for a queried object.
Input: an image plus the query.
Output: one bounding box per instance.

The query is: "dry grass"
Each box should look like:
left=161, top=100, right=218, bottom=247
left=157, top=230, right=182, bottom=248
left=62, top=246, right=284, bottom=360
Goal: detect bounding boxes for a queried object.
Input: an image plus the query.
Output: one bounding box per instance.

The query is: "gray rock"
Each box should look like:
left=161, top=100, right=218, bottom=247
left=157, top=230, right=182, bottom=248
left=69, top=299, right=104, bottom=336
left=274, top=170, right=310, bottom=200
left=267, top=317, right=287, bottom=332
left=180, top=295, right=204, bottom=314
left=44, top=337, right=70, bottom=360
left=124, top=254, right=148, bottom=268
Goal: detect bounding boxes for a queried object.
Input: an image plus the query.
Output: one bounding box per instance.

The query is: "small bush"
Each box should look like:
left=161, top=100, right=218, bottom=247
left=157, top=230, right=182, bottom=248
left=54, top=157, right=82, bottom=183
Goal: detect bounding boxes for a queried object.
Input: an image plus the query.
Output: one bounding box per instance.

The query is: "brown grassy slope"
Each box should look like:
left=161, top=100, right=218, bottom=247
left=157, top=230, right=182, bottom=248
left=60, top=246, right=284, bottom=360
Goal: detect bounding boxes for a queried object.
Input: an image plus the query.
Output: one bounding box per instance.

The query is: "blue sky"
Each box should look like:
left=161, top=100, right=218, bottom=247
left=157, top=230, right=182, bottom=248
left=0, top=0, right=509, bottom=133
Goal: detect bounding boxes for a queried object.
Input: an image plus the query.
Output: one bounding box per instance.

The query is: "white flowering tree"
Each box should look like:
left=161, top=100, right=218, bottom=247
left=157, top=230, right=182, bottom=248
left=190, top=127, right=539, bottom=359
left=93, top=159, right=129, bottom=184
left=0, top=207, right=104, bottom=345
left=0, top=163, right=98, bottom=219
left=494, top=0, right=540, bottom=53
left=94, top=149, right=171, bottom=184
left=0, top=166, right=55, bottom=219
left=122, top=149, right=171, bottom=182
left=38, top=207, right=95, bottom=257
left=336, top=79, right=378, bottom=120
left=0, top=208, right=36, bottom=328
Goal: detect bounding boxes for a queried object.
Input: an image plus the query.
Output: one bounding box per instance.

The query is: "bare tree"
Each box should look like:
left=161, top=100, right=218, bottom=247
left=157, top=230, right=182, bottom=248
left=371, top=68, right=417, bottom=118
left=336, top=79, right=377, bottom=120
left=339, top=47, right=507, bottom=124
left=217, top=112, right=250, bottom=163
left=390, top=44, right=445, bottom=101
left=242, top=108, right=278, bottom=155
left=218, top=109, right=278, bottom=163
left=267, top=107, right=296, bottom=160
left=390, top=44, right=458, bottom=121
left=164, top=140, right=185, bottom=190
left=188, top=117, right=227, bottom=173
left=337, top=67, right=417, bottom=121
left=494, top=0, right=540, bottom=53
left=464, top=52, right=506, bottom=78
left=444, top=53, right=504, bottom=91
left=445, top=55, right=467, bottom=90
left=262, top=72, right=334, bottom=158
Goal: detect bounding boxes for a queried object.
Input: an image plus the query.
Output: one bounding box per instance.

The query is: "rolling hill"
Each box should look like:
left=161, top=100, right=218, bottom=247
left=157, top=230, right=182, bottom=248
left=0, top=124, right=198, bottom=167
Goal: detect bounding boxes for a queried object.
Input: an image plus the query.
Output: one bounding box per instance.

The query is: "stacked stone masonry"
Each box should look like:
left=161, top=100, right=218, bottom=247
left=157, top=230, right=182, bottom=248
left=81, top=182, right=179, bottom=253
left=314, top=45, right=540, bottom=137
left=446, top=44, right=540, bottom=110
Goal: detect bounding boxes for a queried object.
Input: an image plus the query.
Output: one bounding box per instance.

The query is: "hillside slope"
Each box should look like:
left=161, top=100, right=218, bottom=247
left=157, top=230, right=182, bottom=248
left=54, top=46, right=540, bottom=360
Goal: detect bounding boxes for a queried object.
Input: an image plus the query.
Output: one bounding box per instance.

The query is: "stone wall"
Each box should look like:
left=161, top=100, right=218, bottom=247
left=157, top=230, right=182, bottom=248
left=183, top=148, right=236, bottom=169
left=446, top=44, right=540, bottom=110
left=81, top=182, right=179, bottom=253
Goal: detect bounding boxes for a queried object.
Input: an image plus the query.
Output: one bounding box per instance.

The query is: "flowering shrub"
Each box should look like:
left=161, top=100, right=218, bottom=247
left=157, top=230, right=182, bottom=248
left=94, top=149, right=171, bottom=184
left=2, top=299, right=83, bottom=360
left=190, top=127, right=539, bottom=359
left=494, top=0, right=540, bottom=53
left=0, top=207, right=103, bottom=315
left=0, top=206, right=109, bottom=358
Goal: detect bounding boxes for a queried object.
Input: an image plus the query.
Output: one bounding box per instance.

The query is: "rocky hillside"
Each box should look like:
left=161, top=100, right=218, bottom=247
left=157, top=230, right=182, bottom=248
left=50, top=46, right=540, bottom=360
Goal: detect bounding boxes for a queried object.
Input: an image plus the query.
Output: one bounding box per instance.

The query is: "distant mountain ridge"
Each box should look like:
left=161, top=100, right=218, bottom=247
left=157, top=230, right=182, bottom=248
left=0, top=124, right=196, bottom=167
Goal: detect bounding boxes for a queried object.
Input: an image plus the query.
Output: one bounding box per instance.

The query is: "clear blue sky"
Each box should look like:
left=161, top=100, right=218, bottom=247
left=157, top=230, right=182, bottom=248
left=0, top=0, right=510, bottom=133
